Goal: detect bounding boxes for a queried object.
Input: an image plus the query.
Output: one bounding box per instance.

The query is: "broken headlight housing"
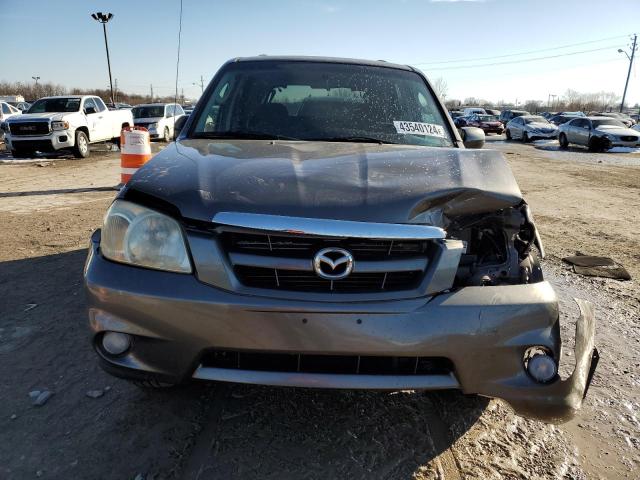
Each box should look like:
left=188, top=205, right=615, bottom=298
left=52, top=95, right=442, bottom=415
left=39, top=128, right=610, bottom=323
left=100, top=200, right=192, bottom=273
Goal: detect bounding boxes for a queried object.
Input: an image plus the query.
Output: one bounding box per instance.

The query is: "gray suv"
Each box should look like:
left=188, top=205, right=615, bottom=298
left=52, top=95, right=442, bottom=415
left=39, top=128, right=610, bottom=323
left=84, top=56, right=597, bottom=423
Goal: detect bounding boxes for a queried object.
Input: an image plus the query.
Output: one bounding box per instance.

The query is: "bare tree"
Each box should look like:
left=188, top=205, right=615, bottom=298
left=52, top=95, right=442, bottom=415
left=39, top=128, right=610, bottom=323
left=432, top=77, right=448, bottom=99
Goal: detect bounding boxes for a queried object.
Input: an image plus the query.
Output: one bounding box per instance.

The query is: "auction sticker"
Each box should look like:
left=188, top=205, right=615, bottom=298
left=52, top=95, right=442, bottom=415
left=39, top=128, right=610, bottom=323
left=393, top=121, right=446, bottom=138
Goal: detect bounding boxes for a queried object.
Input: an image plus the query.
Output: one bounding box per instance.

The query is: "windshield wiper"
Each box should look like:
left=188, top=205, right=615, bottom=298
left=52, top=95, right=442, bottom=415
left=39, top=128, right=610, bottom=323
left=191, top=131, right=300, bottom=141
left=308, top=136, right=396, bottom=145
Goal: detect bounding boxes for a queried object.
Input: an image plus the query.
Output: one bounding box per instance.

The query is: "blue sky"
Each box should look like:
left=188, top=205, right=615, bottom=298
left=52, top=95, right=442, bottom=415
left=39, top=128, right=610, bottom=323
left=2, top=0, right=639, bottom=105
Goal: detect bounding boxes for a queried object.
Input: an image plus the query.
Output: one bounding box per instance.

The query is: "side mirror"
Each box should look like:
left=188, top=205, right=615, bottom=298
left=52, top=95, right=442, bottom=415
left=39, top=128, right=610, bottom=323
left=84, top=106, right=97, bottom=115
left=173, top=115, right=189, bottom=140
left=460, top=126, right=485, bottom=149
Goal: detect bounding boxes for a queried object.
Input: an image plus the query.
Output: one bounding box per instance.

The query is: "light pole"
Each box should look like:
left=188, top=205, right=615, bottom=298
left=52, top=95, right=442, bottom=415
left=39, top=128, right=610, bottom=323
left=192, top=75, right=205, bottom=94
left=91, top=12, right=115, bottom=104
left=618, top=34, right=637, bottom=113
left=32, top=76, right=40, bottom=86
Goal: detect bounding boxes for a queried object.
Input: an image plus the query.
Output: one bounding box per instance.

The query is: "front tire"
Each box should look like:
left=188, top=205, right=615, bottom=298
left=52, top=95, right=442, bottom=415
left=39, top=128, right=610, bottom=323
left=73, top=131, right=90, bottom=158
left=505, top=129, right=512, bottom=140
left=522, top=132, right=530, bottom=143
left=164, top=127, right=171, bottom=143
left=11, top=149, right=34, bottom=159
left=559, top=133, right=569, bottom=149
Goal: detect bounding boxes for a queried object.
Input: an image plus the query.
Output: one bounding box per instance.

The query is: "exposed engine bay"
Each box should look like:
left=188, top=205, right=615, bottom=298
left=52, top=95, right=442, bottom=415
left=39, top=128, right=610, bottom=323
left=448, top=203, right=544, bottom=288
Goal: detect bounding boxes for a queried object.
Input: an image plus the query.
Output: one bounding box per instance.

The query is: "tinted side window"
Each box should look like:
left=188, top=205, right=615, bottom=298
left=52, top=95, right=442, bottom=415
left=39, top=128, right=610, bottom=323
left=84, top=98, right=97, bottom=113
left=2, top=103, right=10, bottom=114
left=94, top=98, right=107, bottom=112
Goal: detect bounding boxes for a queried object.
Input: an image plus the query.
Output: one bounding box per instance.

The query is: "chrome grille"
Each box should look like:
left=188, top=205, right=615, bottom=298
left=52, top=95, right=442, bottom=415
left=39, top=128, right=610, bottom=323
left=221, top=231, right=431, bottom=293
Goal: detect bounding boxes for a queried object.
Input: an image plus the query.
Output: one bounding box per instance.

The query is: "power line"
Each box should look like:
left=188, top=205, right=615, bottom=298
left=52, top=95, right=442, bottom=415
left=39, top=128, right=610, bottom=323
left=423, top=45, right=625, bottom=71
left=412, top=34, right=630, bottom=66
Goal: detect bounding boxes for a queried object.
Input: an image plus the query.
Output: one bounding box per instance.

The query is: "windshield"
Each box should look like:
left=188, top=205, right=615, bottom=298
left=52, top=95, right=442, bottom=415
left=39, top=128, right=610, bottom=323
left=132, top=106, right=165, bottom=118
left=191, top=61, right=454, bottom=147
left=27, top=97, right=80, bottom=113
left=525, top=116, right=548, bottom=124
left=477, top=115, right=498, bottom=122
left=592, top=119, right=626, bottom=128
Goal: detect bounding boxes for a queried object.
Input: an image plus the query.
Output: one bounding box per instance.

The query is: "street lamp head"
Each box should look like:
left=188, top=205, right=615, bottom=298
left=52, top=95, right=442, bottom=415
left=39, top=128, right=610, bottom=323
left=618, top=49, right=624, bottom=53
left=91, top=12, right=113, bottom=23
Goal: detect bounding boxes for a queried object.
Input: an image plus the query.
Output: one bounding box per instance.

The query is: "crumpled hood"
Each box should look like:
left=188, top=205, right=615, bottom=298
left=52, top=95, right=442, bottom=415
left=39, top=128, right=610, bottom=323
left=122, top=139, right=524, bottom=226
left=527, top=122, right=556, bottom=131
left=134, top=117, right=162, bottom=123
left=595, top=125, right=638, bottom=137
left=7, top=112, right=65, bottom=122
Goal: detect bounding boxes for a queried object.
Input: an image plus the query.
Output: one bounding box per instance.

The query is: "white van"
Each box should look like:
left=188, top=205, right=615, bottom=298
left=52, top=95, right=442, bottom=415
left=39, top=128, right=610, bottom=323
left=463, top=107, right=487, bottom=116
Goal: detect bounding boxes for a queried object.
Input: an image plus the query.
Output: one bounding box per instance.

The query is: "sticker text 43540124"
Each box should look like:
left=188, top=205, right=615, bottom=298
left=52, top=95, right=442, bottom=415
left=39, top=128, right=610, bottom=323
left=393, top=121, right=446, bottom=138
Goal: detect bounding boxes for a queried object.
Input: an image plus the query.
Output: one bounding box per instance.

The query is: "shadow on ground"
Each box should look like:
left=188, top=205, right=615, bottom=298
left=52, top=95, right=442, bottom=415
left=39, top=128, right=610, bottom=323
left=0, top=249, right=488, bottom=480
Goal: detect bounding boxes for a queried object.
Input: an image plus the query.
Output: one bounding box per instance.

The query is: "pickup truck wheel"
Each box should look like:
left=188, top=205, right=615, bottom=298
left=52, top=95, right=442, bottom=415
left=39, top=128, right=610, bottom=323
left=11, top=149, right=34, bottom=159
left=163, top=126, right=171, bottom=142
left=73, top=131, right=90, bottom=158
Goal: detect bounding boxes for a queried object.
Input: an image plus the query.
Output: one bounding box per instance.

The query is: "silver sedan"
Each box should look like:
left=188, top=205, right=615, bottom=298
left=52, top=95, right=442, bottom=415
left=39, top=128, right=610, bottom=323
left=558, top=117, right=640, bottom=151
left=505, top=115, right=558, bottom=142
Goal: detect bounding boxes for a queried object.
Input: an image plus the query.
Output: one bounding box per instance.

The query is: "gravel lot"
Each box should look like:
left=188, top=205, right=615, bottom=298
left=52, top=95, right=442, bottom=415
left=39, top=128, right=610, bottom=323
left=0, top=138, right=638, bottom=479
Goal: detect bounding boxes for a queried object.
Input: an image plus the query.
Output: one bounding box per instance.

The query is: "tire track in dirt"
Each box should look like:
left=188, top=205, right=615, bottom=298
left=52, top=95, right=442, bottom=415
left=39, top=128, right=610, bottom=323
left=180, top=383, right=231, bottom=480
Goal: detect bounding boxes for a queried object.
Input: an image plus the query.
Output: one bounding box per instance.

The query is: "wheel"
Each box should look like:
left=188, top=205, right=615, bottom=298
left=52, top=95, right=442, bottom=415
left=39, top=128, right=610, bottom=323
left=505, top=129, right=512, bottom=140
left=73, top=130, right=90, bottom=158
left=11, top=149, right=34, bottom=159
left=588, top=137, right=607, bottom=153
left=558, top=133, right=569, bottom=149
left=164, top=126, right=171, bottom=142
left=522, top=132, right=530, bottom=143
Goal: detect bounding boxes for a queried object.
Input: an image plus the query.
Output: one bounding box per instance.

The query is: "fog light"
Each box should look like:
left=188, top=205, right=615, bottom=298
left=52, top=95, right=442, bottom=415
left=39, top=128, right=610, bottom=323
left=102, top=331, right=131, bottom=355
left=526, top=352, right=557, bottom=383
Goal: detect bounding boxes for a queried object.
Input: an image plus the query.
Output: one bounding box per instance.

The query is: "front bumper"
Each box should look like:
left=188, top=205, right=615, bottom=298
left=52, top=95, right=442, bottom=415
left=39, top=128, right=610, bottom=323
left=529, top=131, right=558, bottom=140
left=84, top=231, right=597, bottom=423
left=7, top=131, right=74, bottom=151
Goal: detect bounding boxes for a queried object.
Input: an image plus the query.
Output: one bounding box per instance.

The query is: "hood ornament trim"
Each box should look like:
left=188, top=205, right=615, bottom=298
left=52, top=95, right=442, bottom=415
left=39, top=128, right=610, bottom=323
left=212, top=212, right=446, bottom=240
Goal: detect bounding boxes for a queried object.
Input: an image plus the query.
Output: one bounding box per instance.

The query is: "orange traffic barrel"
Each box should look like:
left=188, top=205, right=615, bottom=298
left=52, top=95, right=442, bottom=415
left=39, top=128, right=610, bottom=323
left=120, top=126, right=152, bottom=185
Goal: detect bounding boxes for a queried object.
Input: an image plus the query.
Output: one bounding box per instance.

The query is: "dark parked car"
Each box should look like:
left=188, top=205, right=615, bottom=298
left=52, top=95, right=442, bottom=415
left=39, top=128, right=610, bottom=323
left=499, top=109, right=529, bottom=126
left=549, top=114, right=581, bottom=126
left=590, top=112, right=634, bottom=128
left=456, top=113, right=504, bottom=134
left=484, top=108, right=501, bottom=116
left=84, top=56, right=597, bottom=423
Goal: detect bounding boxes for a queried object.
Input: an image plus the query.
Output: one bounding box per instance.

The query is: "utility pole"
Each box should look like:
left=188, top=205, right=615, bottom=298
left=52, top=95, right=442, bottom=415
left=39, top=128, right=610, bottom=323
left=150, top=84, right=154, bottom=102
left=618, top=34, right=637, bottom=113
left=193, top=76, right=205, bottom=94
left=91, top=12, right=115, bottom=104
left=114, top=78, right=118, bottom=103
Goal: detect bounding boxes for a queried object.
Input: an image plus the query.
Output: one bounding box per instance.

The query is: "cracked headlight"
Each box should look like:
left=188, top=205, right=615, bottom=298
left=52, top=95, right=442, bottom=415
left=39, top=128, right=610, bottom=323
left=100, top=200, right=191, bottom=273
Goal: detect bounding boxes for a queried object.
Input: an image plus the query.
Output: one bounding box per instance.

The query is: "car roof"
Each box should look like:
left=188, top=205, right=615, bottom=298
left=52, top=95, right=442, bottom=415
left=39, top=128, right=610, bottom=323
left=229, top=55, right=414, bottom=71
left=584, top=116, right=621, bottom=121
left=134, top=103, right=173, bottom=107
left=37, top=96, right=83, bottom=100
left=521, top=115, right=545, bottom=119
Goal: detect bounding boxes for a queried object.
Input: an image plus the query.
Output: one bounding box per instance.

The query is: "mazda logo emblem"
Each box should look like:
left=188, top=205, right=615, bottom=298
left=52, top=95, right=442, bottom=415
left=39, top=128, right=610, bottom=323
left=313, top=247, right=354, bottom=280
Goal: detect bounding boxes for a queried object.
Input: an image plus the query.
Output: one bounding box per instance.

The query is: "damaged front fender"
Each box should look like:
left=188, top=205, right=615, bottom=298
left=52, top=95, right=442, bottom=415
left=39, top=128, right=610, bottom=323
left=502, top=298, right=598, bottom=423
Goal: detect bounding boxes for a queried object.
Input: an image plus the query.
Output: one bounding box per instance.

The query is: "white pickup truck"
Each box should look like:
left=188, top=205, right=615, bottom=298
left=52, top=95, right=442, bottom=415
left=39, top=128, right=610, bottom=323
left=3, top=95, right=133, bottom=158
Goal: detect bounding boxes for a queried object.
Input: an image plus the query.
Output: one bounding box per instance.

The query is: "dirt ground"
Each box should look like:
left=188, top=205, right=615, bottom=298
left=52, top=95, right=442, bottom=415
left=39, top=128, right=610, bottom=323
left=0, top=139, right=638, bottom=479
